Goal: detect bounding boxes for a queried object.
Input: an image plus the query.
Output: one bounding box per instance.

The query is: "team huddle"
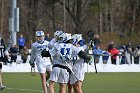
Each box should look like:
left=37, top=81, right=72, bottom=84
left=29, top=30, right=93, bottom=93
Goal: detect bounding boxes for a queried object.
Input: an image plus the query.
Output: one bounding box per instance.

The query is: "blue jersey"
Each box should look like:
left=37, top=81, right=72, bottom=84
left=18, top=37, right=25, bottom=46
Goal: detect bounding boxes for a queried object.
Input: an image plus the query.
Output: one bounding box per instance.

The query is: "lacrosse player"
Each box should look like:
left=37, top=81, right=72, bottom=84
left=48, top=30, right=73, bottom=93
left=29, top=30, right=52, bottom=93
left=70, top=34, right=88, bottom=93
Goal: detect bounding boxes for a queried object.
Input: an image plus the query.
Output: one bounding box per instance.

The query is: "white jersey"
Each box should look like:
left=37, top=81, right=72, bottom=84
left=30, top=40, right=51, bottom=65
left=49, top=42, right=79, bottom=83
left=52, top=43, right=78, bottom=68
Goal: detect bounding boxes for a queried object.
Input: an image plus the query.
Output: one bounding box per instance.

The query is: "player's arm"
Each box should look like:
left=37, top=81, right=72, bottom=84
left=48, top=38, right=57, bottom=49
left=41, top=49, right=51, bottom=57
left=29, top=44, right=36, bottom=67
left=72, top=45, right=93, bottom=63
left=78, top=50, right=93, bottom=63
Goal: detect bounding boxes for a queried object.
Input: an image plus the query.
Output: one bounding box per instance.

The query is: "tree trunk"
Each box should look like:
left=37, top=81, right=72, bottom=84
left=109, top=0, right=113, bottom=32
left=0, top=1, right=4, bottom=34
left=51, top=5, right=56, bottom=32
left=131, top=4, right=136, bottom=35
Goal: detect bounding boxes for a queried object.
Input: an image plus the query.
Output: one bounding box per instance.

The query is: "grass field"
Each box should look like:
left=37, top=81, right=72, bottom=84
left=1, top=72, right=140, bottom=93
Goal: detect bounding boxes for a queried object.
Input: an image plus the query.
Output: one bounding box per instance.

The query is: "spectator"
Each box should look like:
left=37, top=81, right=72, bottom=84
left=0, top=34, right=6, bottom=64
left=93, top=45, right=103, bottom=63
left=90, top=34, right=100, bottom=49
left=108, top=40, right=115, bottom=52
left=87, top=30, right=94, bottom=41
left=93, top=34, right=100, bottom=46
left=9, top=44, right=18, bottom=63
left=126, top=42, right=134, bottom=52
left=119, top=45, right=127, bottom=64
left=134, top=43, right=140, bottom=64
left=125, top=42, right=134, bottom=64
left=109, top=45, right=119, bottom=65
left=0, top=34, right=5, bottom=47
left=17, top=34, right=25, bottom=53
left=45, top=33, right=52, bottom=42
left=7, top=36, right=13, bottom=50
left=20, top=46, right=29, bottom=63
left=0, top=62, right=6, bottom=90
left=102, top=49, right=109, bottom=64
left=4, top=49, right=11, bottom=65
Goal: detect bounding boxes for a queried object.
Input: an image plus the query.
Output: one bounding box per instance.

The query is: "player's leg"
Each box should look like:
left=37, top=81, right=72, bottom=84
left=72, top=64, right=85, bottom=93
left=40, top=73, right=48, bottom=93
left=46, top=65, right=52, bottom=87
left=0, top=63, right=2, bottom=84
left=46, top=71, right=51, bottom=87
left=49, top=67, right=61, bottom=93
left=36, top=63, right=48, bottom=93
left=58, top=68, right=70, bottom=93
left=0, top=63, right=6, bottom=90
left=73, top=81, right=83, bottom=93
left=59, top=83, right=67, bottom=93
left=67, top=81, right=73, bottom=93
left=49, top=80, right=55, bottom=93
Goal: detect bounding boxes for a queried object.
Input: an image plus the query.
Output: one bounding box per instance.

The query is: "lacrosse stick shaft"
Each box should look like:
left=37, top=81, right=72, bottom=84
left=94, top=61, right=97, bottom=74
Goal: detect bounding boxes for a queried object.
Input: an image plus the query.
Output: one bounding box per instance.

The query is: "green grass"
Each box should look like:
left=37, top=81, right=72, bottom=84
left=1, top=72, right=140, bottom=93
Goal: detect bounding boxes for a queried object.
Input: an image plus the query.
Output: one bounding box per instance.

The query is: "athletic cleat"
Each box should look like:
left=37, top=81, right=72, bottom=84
left=0, top=85, right=6, bottom=90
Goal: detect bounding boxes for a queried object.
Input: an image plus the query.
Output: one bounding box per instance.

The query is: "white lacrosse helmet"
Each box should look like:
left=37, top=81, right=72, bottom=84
left=36, top=31, right=44, bottom=37
left=54, top=30, right=63, bottom=37
left=60, top=33, right=72, bottom=43
left=72, top=34, right=82, bottom=44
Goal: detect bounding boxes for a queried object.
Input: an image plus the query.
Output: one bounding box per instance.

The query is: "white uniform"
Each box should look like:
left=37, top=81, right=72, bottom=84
left=49, top=43, right=78, bottom=83
left=30, top=40, right=52, bottom=73
left=48, top=38, right=57, bottom=50
left=70, top=46, right=85, bottom=84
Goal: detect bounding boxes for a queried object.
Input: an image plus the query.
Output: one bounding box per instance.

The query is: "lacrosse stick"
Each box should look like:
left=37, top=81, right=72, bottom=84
left=66, top=61, right=79, bottom=81
left=61, top=57, right=79, bottom=81
left=94, top=59, right=97, bottom=74
left=89, top=55, right=97, bottom=74
left=30, top=67, right=36, bottom=76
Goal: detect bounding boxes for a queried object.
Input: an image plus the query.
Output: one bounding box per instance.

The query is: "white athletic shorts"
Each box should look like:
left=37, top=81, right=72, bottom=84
left=70, top=67, right=85, bottom=84
left=36, top=62, right=52, bottom=73
left=49, top=67, right=69, bottom=83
